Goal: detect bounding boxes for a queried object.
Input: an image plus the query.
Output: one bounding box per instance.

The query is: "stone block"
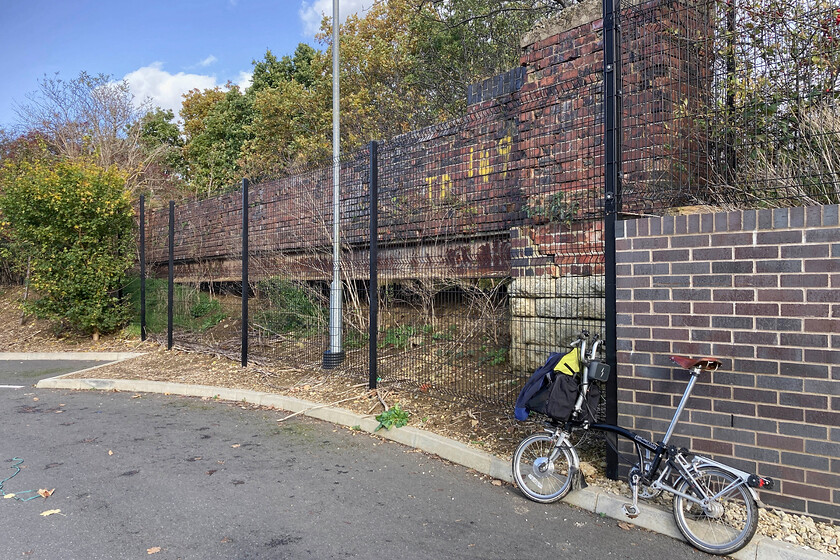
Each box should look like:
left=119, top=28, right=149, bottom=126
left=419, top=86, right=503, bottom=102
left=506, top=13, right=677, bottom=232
left=510, top=297, right=536, bottom=317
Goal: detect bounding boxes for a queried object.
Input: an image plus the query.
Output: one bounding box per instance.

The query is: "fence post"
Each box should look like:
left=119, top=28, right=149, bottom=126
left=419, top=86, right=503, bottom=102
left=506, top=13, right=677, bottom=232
left=167, top=200, right=174, bottom=351
left=603, top=0, right=622, bottom=480
left=139, top=195, right=147, bottom=342
left=241, top=178, right=249, bottom=368
left=368, top=141, right=379, bottom=390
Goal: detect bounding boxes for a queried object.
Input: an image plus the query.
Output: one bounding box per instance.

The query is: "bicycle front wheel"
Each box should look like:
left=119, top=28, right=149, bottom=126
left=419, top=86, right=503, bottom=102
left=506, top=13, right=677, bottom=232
left=512, top=433, right=575, bottom=503
left=672, top=467, right=758, bottom=555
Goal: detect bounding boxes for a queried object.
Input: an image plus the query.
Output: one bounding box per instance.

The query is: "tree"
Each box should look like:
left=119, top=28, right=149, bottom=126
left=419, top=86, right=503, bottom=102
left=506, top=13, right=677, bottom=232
left=250, top=45, right=319, bottom=93
left=181, top=86, right=254, bottom=196
left=240, top=47, right=330, bottom=176
left=188, top=0, right=574, bottom=183
left=242, top=0, right=437, bottom=175
left=408, top=0, right=568, bottom=117
left=325, top=0, right=436, bottom=139
left=693, top=0, right=840, bottom=202
left=14, top=72, right=152, bottom=191
left=12, top=71, right=190, bottom=196
left=0, top=129, right=55, bottom=167
left=180, top=87, right=226, bottom=143
left=136, top=108, right=186, bottom=200
left=0, top=156, right=135, bottom=338
left=243, top=76, right=332, bottom=175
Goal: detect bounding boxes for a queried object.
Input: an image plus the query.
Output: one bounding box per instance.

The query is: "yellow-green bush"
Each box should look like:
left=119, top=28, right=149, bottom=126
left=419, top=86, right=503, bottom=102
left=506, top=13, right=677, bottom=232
left=0, top=157, right=134, bottom=336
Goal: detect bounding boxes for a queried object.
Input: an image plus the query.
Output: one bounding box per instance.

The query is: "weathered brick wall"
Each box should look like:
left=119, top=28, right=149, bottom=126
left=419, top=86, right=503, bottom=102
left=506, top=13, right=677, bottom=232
left=507, top=0, right=608, bottom=371
left=143, top=0, right=710, bottom=373
left=145, top=0, right=702, bottom=256
left=509, top=0, right=706, bottom=370
left=616, top=204, right=840, bottom=521
left=148, top=0, right=694, bottom=274
left=620, top=0, right=714, bottom=213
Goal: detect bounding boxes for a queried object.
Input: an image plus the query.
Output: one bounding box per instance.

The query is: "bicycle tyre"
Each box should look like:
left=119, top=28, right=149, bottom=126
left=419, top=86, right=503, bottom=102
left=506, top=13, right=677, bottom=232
left=512, top=433, right=575, bottom=503
left=672, top=466, right=758, bottom=555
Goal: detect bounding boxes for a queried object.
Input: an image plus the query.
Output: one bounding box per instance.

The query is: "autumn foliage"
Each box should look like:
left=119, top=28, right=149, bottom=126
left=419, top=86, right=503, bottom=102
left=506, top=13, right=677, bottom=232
left=0, top=155, right=135, bottom=336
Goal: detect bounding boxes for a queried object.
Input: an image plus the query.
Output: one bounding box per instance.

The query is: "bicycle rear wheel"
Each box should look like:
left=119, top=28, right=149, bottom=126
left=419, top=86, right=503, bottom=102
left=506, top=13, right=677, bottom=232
left=672, top=466, right=758, bottom=555
left=512, top=433, right=575, bottom=503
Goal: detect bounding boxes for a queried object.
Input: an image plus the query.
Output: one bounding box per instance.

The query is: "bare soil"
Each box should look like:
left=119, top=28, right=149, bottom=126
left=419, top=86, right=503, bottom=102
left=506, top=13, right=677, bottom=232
left=1, top=286, right=838, bottom=555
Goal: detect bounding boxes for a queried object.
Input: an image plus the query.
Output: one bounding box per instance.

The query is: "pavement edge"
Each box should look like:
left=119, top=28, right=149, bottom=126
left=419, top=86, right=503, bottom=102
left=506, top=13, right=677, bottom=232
left=33, top=377, right=834, bottom=560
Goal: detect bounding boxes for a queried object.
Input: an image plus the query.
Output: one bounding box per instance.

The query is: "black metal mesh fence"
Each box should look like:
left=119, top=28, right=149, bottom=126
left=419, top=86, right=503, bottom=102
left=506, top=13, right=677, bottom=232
left=142, top=155, right=373, bottom=381
left=142, top=197, right=245, bottom=358
left=134, top=0, right=840, bottom=410
left=135, top=0, right=612, bottom=410
left=138, top=82, right=608, bottom=409
left=372, top=111, right=517, bottom=404
left=620, top=0, right=840, bottom=215
left=246, top=149, right=371, bottom=379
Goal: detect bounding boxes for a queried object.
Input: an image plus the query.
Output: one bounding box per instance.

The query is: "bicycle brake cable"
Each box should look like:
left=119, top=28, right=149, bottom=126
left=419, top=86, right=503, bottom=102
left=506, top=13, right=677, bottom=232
left=602, top=432, right=642, bottom=469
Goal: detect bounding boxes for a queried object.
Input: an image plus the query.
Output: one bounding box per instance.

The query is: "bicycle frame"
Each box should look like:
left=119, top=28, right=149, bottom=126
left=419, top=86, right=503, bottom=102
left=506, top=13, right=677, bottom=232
left=517, top=331, right=773, bottom=555
left=560, top=335, right=764, bottom=507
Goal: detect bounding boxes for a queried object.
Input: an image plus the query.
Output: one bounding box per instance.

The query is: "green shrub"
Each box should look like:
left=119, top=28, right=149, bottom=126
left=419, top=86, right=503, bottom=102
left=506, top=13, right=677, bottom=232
left=0, top=157, right=134, bottom=336
left=124, top=277, right=227, bottom=333
left=185, top=295, right=226, bottom=331
left=379, top=325, right=416, bottom=349
left=254, top=277, right=325, bottom=335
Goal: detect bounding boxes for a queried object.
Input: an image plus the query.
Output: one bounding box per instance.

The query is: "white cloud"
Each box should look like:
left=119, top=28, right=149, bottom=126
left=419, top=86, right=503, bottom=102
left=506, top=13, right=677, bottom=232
left=123, top=62, right=218, bottom=118
left=198, top=55, right=218, bottom=67
left=298, top=0, right=371, bottom=37
left=235, top=71, right=253, bottom=91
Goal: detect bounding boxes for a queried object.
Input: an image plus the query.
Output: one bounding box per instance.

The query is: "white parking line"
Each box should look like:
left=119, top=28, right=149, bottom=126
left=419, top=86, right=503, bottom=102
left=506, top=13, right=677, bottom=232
left=0, top=385, right=25, bottom=389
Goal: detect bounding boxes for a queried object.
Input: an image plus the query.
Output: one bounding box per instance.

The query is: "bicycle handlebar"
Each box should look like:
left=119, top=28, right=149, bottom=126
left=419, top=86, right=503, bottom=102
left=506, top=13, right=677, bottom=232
left=571, top=330, right=604, bottom=364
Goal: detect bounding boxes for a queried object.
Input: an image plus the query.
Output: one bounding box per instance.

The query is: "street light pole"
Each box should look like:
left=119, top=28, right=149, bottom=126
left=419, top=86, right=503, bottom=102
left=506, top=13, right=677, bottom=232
left=323, top=0, right=345, bottom=369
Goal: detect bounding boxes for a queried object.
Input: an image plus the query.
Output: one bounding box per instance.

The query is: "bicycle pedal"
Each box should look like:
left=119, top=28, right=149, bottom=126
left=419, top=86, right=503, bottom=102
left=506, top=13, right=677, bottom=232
left=622, top=504, right=640, bottom=519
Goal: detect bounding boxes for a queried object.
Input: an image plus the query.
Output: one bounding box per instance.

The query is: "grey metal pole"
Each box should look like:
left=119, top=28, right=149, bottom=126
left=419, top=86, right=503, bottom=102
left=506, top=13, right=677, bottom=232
left=167, top=200, right=174, bottom=351
left=324, top=0, right=345, bottom=369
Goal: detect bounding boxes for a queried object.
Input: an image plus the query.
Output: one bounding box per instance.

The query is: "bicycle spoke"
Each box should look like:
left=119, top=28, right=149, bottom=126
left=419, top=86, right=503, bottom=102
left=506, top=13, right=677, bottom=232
left=673, top=467, right=758, bottom=555
left=513, top=433, right=575, bottom=503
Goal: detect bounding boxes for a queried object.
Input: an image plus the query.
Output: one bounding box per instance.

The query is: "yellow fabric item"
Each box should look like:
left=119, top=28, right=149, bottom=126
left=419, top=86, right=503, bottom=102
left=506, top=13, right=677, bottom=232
left=554, top=348, right=581, bottom=376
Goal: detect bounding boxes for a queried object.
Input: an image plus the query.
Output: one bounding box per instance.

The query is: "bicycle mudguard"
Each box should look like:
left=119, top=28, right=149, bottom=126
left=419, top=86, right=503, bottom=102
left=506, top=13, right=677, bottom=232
left=682, top=455, right=768, bottom=505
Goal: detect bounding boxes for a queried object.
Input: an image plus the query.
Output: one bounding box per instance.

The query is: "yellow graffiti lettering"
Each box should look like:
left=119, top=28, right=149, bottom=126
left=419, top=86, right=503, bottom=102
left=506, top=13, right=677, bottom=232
left=426, top=176, right=436, bottom=201
left=479, top=150, right=491, bottom=178
left=425, top=174, right=453, bottom=201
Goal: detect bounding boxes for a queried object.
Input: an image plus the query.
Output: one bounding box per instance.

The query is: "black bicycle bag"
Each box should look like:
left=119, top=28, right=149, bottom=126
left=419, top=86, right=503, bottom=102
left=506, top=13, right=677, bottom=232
left=514, top=350, right=600, bottom=422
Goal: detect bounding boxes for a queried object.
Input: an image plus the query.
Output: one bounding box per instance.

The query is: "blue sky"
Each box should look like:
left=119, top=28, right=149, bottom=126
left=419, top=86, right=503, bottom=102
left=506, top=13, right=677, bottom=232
left=0, top=0, right=369, bottom=131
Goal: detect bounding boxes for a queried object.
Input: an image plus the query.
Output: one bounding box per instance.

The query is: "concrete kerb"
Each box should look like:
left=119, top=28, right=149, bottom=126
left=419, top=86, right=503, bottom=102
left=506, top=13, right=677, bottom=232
left=0, top=352, right=146, bottom=378
left=33, top=376, right=835, bottom=560
left=0, top=352, right=145, bottom=362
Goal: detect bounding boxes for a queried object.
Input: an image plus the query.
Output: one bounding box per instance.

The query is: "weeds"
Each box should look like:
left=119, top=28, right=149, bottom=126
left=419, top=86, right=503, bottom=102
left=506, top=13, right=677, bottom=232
left=125, top=277, right=226, bottom=333
left=379, top=325, right=416, bottom=349
left=374, top=404, right=410, bottom=431
left=253, top=277, right=326, bottom=336
left=525, top=191, right=580, bottom=224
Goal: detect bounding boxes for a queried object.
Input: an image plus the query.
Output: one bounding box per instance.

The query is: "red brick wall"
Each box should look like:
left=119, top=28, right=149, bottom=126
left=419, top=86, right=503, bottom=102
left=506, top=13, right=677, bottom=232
left=142, top=0, right=620, bottom=275
left=616, top=204, right=840, bottom=521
